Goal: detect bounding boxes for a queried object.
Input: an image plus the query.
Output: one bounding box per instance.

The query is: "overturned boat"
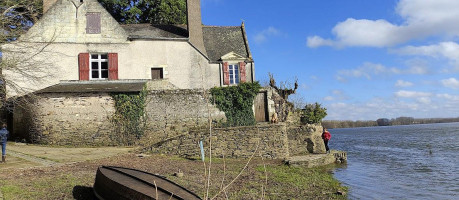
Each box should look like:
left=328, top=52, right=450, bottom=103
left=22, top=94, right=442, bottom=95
left=94, top=166, right=202, bottom=200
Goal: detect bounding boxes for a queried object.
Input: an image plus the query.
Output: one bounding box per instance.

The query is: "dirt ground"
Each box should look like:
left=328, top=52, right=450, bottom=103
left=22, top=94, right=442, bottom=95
left=0, top=143, right=347, bottom=200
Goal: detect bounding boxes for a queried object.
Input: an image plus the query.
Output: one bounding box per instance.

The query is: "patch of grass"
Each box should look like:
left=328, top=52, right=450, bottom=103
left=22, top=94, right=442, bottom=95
left=0, top=173, right=93, bottom=200
left=0, top=153, right=347, bottom=200
left=257, top=165, right=348, bottom=199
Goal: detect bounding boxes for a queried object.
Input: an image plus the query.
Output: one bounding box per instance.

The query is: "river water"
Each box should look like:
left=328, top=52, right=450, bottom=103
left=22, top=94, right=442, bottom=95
left=330, top=123, right=459, bottom=200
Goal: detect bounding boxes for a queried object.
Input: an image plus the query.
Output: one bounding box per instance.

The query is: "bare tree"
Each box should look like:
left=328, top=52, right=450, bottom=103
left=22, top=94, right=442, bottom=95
left=1, top=1, right=55, bottom=104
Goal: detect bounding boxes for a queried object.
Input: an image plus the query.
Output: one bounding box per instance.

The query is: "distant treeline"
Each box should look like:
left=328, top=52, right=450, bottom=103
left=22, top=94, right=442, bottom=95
left=322, top=117, right=459, bottom=129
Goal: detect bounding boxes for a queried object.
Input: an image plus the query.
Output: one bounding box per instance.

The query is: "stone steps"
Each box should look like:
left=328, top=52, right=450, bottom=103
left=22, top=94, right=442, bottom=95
left=284, top=150, right=347, bottom=167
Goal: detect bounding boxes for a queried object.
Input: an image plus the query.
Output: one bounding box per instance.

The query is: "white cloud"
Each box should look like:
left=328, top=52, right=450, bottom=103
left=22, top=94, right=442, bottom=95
left=324, top=96, right=334, bottom=101
left=307, top=36, right=334, bottom=48
left=336, top=62, right=426, bottom=81
left=324, top=90, right=349, bottom=101
left=338, top=62, right=395, bottom=80
left=417, top=97, right=431, bottom=104
left=395, top=90, right=431, bottom=98
left=437, top=93, right=459, bottom=101
left=395, top=80, right=413, bottom=87
left=308, top=0, right=459, bottom=48
left=441, top=78, right=459, bottom=89
left=331, top=18, right=403, bottom=47
left=325, top=91, right=459, bottom=120
left=254, top=26, right=282, bottom=44
left=394, top=42, right=459, bottom=67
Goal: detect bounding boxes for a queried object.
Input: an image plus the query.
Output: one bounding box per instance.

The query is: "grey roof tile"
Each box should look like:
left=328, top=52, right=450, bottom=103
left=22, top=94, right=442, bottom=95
left=36, top=80, right=148, bottom=93
left=121, top=24, right=188, bottom=40
left=203, top=26, right=250, bottom=62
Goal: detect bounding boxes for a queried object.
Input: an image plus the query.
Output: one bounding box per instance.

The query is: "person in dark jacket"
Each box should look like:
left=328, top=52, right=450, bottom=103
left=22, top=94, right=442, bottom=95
left=322, top=128, right=331, bottom=154
left=0, top=123, right=8, bottom=163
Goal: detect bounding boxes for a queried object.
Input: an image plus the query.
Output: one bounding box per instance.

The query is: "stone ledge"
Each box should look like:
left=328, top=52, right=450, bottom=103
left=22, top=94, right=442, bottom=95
left=284, top=150, right=347, bottom=168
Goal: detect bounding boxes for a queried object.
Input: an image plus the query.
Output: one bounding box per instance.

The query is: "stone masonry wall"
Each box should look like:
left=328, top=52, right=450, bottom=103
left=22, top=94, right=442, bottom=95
left=150, top=124, right=290, bottom=159
left=13, top=93, right=116, bottom=145
left=12, top=90, right=226, bottom=146
left=288, top=124, right=326, bottom=155
left=150, top=123, right=325, bottom=159
left=144, top=89, right=226, bottom=144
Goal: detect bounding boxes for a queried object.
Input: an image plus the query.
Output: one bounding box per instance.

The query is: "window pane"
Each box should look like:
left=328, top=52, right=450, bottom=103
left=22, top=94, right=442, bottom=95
left=101, top=61, right=108, bottom=70
left=230, top=76, right=234, bottom=84
left=101, top=70, right=108, bottom=78
left=91, top=62, right=98, bottom=70
left=91, top=54, right=98, bottom=59
left=92, top=70, right=99, bottom=78
left=101, top=54, right=108, bottom=59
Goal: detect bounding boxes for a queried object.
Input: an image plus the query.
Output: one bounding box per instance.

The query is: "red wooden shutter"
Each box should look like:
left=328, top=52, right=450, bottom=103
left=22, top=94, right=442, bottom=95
left=78, top=53, right=90, bottom=80
left=239, top=62, right=246, bottom=83
left=108, top=53, right=118, bottom=80
left=223, top=62, right=229, bottom=85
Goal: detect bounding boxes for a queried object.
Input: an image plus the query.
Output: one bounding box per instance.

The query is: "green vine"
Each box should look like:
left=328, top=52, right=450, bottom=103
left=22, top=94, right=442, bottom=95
left=111, top=88, right=147, bottom=145
left=210, top=82, right=262, bottom=127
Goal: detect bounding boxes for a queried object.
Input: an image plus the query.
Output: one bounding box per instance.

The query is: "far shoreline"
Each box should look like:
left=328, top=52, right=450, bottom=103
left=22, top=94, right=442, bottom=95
left=323, top=118, right=459, bottom=129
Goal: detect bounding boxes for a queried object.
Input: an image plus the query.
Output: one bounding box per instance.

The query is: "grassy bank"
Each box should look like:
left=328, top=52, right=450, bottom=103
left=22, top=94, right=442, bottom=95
left=0, top=153, right=347, bottom=199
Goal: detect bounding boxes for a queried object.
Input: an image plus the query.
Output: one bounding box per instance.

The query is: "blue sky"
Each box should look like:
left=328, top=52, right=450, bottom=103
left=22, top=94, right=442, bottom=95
left=201, top=0, right=459, bottom=120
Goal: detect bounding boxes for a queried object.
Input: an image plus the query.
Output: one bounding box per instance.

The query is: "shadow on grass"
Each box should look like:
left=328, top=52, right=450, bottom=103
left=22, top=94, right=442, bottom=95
left=73, top=186, right=97, bottom=200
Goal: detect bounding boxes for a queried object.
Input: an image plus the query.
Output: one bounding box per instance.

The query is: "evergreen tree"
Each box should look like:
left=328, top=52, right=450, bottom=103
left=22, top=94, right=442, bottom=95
left=97, top=0, right=187, bottom=24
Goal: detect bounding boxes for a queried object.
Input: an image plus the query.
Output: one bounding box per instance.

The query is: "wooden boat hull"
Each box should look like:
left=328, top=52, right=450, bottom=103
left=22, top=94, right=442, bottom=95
left=93, top=166, right=201, bottom=200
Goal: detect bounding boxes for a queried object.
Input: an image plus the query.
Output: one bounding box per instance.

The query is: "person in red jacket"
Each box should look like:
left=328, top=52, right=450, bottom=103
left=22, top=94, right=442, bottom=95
left=322, top=128, right=331, bottom=154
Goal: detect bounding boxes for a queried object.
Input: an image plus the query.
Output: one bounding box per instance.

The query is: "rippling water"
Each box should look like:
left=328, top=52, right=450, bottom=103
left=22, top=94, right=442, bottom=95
left=331, top=123, right=459, bottom=200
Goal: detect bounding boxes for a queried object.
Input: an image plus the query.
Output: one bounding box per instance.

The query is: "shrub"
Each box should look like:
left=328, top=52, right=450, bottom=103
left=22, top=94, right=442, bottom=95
left=301, top=103, right=327, bottom=124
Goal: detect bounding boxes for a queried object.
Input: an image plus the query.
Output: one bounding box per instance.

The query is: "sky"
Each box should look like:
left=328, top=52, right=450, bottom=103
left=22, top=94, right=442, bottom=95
left=200, top=0, right=459, bottom=121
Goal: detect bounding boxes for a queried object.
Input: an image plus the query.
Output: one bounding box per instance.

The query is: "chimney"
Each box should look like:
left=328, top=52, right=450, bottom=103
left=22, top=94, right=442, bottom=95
left=43, top=0, right=60, bottom=14
left=186, top=0, right=207, bottom=57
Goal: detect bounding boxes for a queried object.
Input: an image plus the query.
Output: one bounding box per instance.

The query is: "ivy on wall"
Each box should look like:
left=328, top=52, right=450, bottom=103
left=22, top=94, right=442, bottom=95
left=111, top=88, right=147, bottom=145
left=210, top=82, right=262, bottom=127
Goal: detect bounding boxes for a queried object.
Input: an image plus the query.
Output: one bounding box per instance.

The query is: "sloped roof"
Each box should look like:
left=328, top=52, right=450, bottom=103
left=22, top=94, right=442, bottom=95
left=36, top=80, right=148, bottom=93
left=121, top=24, right=188, bottom=40
left=203, top=26, right=251, bottom=62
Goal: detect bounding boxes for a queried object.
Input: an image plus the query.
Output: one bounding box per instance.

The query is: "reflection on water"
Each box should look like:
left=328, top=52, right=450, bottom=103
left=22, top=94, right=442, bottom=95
left=331, top=123, right=459, bottom=200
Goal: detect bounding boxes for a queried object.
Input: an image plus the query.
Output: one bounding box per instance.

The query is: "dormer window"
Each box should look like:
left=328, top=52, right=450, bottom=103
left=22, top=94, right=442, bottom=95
left=229, top=64, right=240, bottom=85
left=86, top=12, right=101, bottom=34
left=223, top=61, right=246, bottom=85
left=221, top=52, right=248, bottom=86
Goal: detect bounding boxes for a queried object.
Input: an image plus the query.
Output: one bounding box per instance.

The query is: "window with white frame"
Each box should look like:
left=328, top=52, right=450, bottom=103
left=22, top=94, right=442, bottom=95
left=90, top=54, right=108, bottom=79
left=229, top=64, right=239, bottom=84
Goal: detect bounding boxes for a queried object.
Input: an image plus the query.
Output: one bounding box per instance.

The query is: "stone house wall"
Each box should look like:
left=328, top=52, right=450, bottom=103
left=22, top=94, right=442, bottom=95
left=2, top=0, right=255, bottom=98
left=11, top=89, right=226, bottom=146
left=13, top=93, right=116, bottom=145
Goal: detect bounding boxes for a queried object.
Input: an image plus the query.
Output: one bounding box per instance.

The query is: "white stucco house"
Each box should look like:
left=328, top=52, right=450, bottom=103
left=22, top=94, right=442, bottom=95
left=0, top=0, right=267, bottom=145
left=2, top=0, right=255, bottom=97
